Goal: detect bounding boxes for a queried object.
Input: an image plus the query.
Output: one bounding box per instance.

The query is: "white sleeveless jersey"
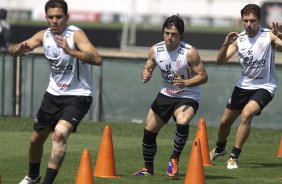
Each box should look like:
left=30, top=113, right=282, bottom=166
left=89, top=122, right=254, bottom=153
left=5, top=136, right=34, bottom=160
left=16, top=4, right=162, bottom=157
left=236, top=28, right=277, bottom=95
left=154, top=41, right=200, bottom=101
left=43, top=25, right=93, bottom=96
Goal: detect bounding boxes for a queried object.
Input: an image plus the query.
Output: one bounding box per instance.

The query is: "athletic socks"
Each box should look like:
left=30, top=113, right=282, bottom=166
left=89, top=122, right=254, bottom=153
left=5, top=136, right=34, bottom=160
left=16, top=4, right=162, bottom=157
left=142, top=129, right=158, bottom=173
left=215, top=141, right=227, bottom=153
left=28, top=162, right=40, bottom=180
left=230, top=146, right=241, bottom=159
left=171, top=124, right=189, bottom=160
left=28, top=163, right=58, bottom=183
left=42, top=168, right=58, bottom=184
left=215, top=142, right=241, bottom=159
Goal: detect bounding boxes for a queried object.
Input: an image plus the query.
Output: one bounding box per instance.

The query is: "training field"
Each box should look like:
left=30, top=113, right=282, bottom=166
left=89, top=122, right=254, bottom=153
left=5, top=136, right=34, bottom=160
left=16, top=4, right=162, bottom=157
left=0, top=116, right=281, bottom=184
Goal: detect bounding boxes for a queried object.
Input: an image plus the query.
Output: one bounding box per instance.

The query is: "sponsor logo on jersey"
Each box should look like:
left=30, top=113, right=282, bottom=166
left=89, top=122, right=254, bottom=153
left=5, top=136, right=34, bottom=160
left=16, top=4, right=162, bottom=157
left=157, top=46, right=164, bottom=52
left=165, top=88, right=184, bottom=94
left=178, top=48, right=184, bottom=55
left=239, top=37, right=246, bottom=42
left=243, top=57, right=266, bottom=69
left=260, top=32, right=267, bottom=37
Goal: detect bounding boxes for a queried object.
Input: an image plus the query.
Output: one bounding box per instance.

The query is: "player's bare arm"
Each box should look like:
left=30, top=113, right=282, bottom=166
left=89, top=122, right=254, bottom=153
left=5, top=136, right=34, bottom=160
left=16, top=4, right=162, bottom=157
left=9, top=30, right=44, bottom=56
left=216, top=32, right=238, bottom=65
left=173, top=47, right=208, bottom=88
left=141, top=46, right=156, bottom=83
left=62, top=30, right=102, bottom=66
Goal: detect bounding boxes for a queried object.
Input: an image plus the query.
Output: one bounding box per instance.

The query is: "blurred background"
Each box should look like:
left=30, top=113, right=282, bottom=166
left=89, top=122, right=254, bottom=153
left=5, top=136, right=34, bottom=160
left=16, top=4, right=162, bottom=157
left=1, top=0, right=282, bottom=49
left=0, top=0, right=282, bottom=129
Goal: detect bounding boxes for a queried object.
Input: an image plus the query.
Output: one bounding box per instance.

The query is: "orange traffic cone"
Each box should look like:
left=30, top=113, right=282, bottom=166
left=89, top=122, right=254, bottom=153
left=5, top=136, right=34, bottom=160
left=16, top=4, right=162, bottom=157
left=75, top=148, right=94, bottom=184
left=277, top=136, right=282, bottom=157
left=93, top=125, right=119, bottom=178
left=194, top=118, right=212, bottom=166
left=184, top=139, right=206, bottom=184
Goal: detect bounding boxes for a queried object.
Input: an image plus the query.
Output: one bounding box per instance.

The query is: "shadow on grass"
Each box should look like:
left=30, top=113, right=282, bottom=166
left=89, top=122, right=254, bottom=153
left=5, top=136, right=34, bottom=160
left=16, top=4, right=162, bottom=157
left=205, top=175, right=236, bottom=180
left=245, top=162, right=282, bottom=168
left=171, top=173, right=236, bottom=180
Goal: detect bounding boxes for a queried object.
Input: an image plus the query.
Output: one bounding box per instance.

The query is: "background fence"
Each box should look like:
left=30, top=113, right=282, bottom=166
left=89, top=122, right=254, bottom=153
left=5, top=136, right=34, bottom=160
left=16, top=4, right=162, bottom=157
left=1, top=50, right=282, bottom=129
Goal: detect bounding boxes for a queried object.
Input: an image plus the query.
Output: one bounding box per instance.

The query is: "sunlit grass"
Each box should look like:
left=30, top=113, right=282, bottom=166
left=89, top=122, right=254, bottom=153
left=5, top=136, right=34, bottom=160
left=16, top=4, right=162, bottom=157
left=0, top=116, right=281, bottom=184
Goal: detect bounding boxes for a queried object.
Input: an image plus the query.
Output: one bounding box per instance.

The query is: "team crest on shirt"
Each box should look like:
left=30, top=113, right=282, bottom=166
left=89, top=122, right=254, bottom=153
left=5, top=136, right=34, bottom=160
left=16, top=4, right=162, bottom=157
left=46, top=45, right=60, bottom=59
left=258, top=42, right=265, bottom=52
left=157, top=46, right=164, bottom=52
left=175, top=59, right=182, bottom=68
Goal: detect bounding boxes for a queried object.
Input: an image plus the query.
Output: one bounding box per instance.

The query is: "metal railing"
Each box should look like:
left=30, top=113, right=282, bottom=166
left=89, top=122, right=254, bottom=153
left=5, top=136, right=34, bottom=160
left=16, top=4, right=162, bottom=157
left=1, top=50, right=282, bottom=129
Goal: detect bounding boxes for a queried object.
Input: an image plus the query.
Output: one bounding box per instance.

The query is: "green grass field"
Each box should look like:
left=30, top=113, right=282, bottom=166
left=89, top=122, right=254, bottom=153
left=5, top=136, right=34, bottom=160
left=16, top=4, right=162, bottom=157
left=0, top=116, right=281, bottom=184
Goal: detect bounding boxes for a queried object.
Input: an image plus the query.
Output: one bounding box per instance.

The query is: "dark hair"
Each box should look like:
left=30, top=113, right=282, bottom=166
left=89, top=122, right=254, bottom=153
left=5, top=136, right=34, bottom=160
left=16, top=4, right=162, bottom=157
left=241, top=4, right=261, bottom=20
left=45, top=0, right=68, bottom=15
left=162, top=15, right=184, bottom=40
left=0, top=8, right=7, bottom=20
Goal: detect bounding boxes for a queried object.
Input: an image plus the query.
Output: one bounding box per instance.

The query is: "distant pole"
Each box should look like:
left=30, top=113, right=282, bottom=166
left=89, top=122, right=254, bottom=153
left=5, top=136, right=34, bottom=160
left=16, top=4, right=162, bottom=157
left=128, top=0, right=136, bottom=46
left=93, top=64, right=103, bottom=122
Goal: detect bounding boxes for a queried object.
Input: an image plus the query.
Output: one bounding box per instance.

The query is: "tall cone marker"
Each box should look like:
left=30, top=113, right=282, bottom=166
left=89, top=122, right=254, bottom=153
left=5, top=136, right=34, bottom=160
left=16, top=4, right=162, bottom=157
left=277, top=136, right=282, bottom=157
left=75, top=148, right=94, bottom=184
left=194, top=118, right=212, bottom=166
left=93, top=125, right=119, bottom=178
left=184, top=139, right=206, bottom=184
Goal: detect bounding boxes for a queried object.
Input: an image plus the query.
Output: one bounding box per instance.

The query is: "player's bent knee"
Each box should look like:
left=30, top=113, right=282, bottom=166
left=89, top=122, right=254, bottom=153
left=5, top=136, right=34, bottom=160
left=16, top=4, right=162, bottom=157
left=50, top=124, right=72, bottom=166
left=54, top=123, right=71, bottom=142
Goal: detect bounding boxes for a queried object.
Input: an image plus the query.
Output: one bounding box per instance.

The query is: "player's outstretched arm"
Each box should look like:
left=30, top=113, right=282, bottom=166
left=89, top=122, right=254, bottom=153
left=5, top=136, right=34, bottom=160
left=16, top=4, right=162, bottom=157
left=9, top=30, right=44, bottom=56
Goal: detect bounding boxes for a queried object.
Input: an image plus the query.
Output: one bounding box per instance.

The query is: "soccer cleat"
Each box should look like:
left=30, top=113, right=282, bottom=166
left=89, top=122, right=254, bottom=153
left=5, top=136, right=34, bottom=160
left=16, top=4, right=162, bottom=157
left=166, top=158, right=178, bottom=178
left=226, top=158, right=238, bottom=169
left=132, top=167, right=153, bottom=176
left=19, top=175, right=40, bottom=184
left=209, top=147, right=227, bottom=162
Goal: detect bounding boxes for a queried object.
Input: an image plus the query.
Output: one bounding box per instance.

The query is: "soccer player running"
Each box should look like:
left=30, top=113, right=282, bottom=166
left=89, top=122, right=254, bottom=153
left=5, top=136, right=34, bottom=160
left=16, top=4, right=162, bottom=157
left=9, top=0, right=102, bottom=183
left=210, top=4, right=282, bottom=169
left=133, top=15, right=208, bottom=178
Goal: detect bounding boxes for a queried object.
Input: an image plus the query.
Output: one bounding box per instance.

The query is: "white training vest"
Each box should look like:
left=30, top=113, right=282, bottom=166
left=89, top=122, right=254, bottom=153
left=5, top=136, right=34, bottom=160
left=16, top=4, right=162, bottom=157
left=154, top=41, right=200, bottom=101
left=43, top=25, right=93, bottom=96
left=236, top=28, right=278, bottom=95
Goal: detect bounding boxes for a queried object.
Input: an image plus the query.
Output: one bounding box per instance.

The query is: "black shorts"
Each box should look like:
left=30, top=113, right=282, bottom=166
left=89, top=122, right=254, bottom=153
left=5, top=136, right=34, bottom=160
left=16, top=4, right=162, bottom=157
left=226, top=86, right=273, bottom=115
left=151, top=93, right=199, bottom=123
left=34, top=92, right=92, bottom=132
